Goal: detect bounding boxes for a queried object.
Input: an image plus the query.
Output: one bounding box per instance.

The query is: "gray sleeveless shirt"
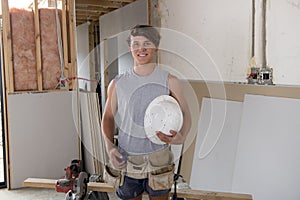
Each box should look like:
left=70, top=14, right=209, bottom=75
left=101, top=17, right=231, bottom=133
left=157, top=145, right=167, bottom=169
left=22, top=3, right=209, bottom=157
left=115, top=67, right=169, bottom=155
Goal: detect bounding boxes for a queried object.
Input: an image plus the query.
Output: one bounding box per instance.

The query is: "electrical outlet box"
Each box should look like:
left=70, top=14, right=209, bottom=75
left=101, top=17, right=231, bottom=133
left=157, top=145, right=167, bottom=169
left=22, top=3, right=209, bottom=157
left=60, top=77, right=68, bottom=90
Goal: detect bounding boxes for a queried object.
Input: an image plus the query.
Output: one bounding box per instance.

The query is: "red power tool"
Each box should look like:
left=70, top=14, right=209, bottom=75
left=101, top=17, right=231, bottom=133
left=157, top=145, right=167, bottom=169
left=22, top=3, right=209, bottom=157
left=56, top=159, right=88, bottom=199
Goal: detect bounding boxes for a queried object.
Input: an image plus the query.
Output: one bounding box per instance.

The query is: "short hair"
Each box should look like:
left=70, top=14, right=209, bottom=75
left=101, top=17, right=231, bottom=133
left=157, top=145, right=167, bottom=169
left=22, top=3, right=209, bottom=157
left=127, top=25, right=161, bottom=47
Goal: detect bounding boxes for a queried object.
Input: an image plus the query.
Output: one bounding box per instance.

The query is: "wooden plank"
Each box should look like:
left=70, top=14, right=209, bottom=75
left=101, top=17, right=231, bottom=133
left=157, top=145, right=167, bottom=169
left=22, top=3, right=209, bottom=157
left=68, top=0, right=76, bottom=89
left=23, top=178, right=57, bottom=189
left=108, top=0, right=135, bottom=3
left=172, top=189, right=252, bottom=200
left=61, top=0, right=69, bottom=78
left=93, top=93, right=104, bottom=174
left=33, top=0, right=43, bottom=91
left=87, top=182, right=115, bottom=193
left=1, top=0, right=14, bottom=93
left=23, top=178, right=252, bottom=200
left=75, top=6, right=114, bottom=13
left=87, top=93, right=98, bottom=173
left=76, top=0, right=122, bottom=8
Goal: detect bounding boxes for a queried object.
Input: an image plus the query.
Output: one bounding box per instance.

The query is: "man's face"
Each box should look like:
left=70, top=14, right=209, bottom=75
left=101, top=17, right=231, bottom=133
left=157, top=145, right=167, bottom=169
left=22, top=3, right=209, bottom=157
left=129, top=36, right=157, bottom=66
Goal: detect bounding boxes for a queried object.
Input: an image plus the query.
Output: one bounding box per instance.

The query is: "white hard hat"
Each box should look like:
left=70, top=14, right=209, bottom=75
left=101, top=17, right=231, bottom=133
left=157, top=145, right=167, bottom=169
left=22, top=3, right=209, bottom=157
left=144, top=95, right=183, bottom=144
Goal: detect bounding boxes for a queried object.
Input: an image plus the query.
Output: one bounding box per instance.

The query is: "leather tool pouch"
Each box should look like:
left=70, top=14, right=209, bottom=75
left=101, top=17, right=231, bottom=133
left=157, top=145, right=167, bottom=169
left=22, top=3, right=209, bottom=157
left=148, top=147, right=175, bottom=190
left=103, top=165, right=124, bottom=187
left=126, top=155, right=148, bottom=179
left=148, top=163, right=175, bottom=190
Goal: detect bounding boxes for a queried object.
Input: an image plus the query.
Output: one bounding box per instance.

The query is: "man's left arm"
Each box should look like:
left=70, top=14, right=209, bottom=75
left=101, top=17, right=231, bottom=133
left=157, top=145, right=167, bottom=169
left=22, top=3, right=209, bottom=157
left=156, top=74, right=192, bottom=144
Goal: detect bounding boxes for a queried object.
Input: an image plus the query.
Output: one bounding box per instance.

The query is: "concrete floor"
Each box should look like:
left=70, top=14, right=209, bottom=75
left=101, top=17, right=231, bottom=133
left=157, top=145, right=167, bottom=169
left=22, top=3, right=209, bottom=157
left=0, top=187, right=121, bottom=200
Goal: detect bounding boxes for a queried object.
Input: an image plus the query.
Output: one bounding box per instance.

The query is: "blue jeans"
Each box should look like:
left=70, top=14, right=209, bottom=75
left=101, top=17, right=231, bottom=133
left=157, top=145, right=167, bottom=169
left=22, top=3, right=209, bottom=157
left=116, top=175, right=170, bottom=199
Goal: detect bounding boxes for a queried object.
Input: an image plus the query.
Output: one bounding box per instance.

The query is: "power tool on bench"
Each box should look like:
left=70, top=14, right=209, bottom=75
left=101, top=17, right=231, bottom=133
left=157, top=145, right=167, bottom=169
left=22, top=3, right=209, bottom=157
left=56, top=159, right=89, bottom=200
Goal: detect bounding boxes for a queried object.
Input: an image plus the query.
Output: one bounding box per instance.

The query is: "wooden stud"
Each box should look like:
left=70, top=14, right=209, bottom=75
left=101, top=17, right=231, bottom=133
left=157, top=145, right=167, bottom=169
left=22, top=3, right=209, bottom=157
left=68, top=0, right=77, bottom=89
left=89, top=22, right=97, bottom=91
left=33, top=0, right=43, bottom=91
left=1, top=0, right=14, bottom=93
left=61, top=0, right=69, bottom=79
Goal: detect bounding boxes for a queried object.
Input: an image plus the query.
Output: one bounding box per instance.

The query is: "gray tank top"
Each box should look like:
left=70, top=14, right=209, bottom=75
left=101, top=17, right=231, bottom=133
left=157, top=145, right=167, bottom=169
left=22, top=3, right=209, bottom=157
left=115, top=67, right=169, bottom=155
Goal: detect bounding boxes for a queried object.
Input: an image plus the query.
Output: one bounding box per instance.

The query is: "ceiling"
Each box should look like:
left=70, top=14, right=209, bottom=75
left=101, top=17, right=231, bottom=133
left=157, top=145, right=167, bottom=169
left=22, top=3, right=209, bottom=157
left=75, top=0, right=137, bottom=26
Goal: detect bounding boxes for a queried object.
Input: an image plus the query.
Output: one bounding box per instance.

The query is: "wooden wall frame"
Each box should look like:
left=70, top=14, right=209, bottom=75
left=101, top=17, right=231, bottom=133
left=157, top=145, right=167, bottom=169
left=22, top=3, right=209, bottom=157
left=1, top=0, right=78, bottom=93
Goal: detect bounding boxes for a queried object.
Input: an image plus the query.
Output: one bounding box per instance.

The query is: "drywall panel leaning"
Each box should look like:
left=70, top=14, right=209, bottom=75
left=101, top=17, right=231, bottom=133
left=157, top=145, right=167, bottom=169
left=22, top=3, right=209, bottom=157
left=232, top=94, right=300, bottom=200
left=7, top=92, right=79, bottom=189
left=190, top=98, right=243, bottom=192
left=80, top=92, right=106, bottom=175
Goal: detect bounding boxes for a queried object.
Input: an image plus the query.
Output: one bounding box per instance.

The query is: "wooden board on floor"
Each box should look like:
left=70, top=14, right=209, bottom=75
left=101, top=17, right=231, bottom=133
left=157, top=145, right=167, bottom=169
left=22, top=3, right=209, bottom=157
left=23, top=178, right=252, bottom=200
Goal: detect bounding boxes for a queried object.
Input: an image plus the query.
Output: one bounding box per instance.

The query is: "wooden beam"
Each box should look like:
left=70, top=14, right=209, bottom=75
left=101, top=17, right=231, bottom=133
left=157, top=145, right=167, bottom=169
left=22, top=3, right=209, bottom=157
left=33, top=0, right=43, bottom=91
left=68, top=0, right=76, bottom=89
left=61, top=0, right=69, bottom=78
left=1, top=0, right=14, bottom=93
left=173, top=189, right=252, bottom=200
left=23, top=178, right=253, bottom=200
left=76, top=11, right=105, bottom=17
left=23, top=178, right=57, bottom=189
left=75, top=5, right=115, bottom=13
left=108, top=0, right=135, bottom=3
left=76, top=0, right=122, bottom=8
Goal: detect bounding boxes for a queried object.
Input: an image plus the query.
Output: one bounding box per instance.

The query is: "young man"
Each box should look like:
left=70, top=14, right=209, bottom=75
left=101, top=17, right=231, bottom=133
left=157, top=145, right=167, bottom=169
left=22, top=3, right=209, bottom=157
left=101, top=25, right=191, bottom=200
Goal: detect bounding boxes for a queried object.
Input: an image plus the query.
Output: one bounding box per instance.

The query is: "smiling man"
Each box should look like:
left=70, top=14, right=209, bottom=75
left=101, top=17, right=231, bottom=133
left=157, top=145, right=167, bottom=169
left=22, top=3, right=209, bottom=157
left=101, top=25, right=191, bottom=200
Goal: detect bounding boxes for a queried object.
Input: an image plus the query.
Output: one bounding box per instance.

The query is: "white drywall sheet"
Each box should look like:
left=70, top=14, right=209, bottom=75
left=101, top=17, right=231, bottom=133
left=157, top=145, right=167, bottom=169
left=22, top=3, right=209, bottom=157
left=190, top=98, right=243, bottom=192
left=99, top=0, right=148, bottom=40
left=80, top=92, right=95, bottom=174
left=232, top=94, right=300, bottom=200
left=76, top=23, right=90, bottom=90
left=8, top=92, right=79, bottom=189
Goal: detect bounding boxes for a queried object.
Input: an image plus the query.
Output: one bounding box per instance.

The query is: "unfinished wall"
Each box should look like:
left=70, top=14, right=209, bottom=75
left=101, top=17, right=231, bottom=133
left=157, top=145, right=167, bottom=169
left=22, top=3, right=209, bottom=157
left=9, top=8, right=62, bottom=91
left=157, top=0, right=300, bottom=85
left=158, top=0, right=251, bottom=82
left=2, top=0, right=76, bottom=93
left=39, top=8, right=62, bottom=90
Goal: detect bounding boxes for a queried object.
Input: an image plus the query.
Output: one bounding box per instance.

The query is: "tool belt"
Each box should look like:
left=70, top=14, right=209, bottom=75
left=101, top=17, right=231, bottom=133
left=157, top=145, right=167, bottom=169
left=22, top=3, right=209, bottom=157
left=104, top=147, right=175, bottom=190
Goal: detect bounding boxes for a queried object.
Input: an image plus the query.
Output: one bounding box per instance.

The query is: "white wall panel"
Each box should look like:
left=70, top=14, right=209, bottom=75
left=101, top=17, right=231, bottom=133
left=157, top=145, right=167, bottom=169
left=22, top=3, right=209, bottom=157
left=8, top=92, right=79, bottom=188
left=232, top=94, right=300, bottom=200
left=190, top=98, right=243, bottom=192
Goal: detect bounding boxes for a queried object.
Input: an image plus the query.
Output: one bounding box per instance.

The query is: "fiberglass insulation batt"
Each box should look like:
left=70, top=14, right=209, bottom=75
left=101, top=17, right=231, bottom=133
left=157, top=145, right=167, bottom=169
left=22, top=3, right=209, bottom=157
left=10, top=8, right=62, bottom=91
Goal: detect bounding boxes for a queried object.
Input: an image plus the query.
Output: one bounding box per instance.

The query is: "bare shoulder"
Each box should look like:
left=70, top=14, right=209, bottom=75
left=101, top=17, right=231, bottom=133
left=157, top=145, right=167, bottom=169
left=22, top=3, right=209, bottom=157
left=107, top=79, right=116, bottom=95
left=168, top=74, right=182, bottom=90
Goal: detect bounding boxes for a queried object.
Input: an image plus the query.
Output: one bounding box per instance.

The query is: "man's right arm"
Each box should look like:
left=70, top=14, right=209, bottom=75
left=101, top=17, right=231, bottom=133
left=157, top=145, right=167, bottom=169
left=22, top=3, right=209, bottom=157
left=101, top=79, right=117, bottom=152
left=101, top=79, right=125, bottom=169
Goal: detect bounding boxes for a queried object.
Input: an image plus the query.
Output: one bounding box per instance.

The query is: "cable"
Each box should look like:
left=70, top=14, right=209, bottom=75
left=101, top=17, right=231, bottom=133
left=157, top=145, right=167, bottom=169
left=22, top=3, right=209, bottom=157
left=54, top=76, right=100, bottom=89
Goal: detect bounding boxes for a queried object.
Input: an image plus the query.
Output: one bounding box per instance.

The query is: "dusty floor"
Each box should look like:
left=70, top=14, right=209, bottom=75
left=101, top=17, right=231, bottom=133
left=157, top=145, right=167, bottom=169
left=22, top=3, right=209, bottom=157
left=0, top=187, right=122, bottom=200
